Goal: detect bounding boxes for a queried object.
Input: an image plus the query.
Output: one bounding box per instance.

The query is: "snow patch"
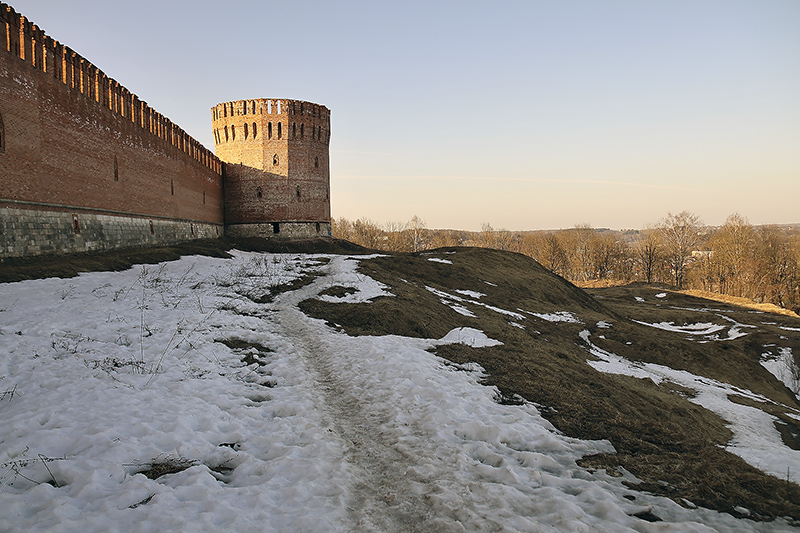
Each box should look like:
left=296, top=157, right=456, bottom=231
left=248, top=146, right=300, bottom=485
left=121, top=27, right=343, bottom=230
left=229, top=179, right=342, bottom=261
left=632, top=317, right=753, bottom=341
left=315, top=255, right=393, bottom=303
left=581, top=330, right=800, bottom=486
left=525, top=311, right=582, bottom=324
left=454, top=289, right=485, bottom=299
left=426, top=286, right=524, bottom=320
left=761, top=348, right=799, bottom=399
left=436, top=327, right=503, bottom=348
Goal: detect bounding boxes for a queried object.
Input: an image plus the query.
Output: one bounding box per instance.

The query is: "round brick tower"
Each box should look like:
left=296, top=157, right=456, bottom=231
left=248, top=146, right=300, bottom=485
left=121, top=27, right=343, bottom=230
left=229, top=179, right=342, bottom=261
left=211, top=98, right=331, bottom=237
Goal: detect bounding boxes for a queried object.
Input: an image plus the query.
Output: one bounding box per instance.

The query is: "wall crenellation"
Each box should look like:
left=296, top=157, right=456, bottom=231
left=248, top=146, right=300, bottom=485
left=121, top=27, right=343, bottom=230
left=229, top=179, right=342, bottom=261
left=1, top=3, right=221, bottom=174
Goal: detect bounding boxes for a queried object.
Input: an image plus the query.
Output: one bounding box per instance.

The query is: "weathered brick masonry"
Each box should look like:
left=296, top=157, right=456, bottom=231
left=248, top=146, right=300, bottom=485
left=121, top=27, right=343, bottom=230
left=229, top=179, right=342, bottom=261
left=212, top=98, right=331, bottom=239
left=0, top=4, right=331, bottom=258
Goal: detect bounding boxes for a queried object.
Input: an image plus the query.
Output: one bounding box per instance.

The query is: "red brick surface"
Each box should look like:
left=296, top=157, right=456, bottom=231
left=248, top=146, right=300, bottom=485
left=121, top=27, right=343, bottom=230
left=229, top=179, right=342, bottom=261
left=0, top=3, right=223, bottom=224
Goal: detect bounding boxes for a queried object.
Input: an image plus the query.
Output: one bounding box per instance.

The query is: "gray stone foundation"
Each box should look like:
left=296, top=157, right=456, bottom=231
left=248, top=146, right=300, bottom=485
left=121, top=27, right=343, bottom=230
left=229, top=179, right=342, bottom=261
left=0, top=206, right=223, bottom=259
left=225, top=221, right=332, bottom=239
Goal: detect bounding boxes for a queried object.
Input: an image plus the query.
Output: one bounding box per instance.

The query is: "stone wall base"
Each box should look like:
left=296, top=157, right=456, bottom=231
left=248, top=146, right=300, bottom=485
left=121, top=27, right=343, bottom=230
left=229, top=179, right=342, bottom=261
left=0, top=207, right=223, bottom=259
left=225, top=222, right=332, bottom=239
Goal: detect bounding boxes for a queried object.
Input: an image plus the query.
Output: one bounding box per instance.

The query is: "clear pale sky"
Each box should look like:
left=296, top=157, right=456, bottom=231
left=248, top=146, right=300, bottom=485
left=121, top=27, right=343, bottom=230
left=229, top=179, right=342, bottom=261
left=10, top=0, right=800, bottom=230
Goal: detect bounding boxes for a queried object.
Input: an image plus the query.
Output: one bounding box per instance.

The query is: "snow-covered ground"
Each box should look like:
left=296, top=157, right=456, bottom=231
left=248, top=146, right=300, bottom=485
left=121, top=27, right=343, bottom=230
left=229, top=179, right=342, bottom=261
left=0, top=251, right=797, bottom=531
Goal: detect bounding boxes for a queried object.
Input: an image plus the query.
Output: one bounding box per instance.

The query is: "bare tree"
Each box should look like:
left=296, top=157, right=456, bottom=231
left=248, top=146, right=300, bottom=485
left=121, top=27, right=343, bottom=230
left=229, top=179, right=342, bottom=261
left=659, top=211, right=702, bottom=289
left=407, top=215, right=428, bottom=252
left=542, top=233, right=567, bottom=276
left=591, top=232, right=622, bottom=280
left=562, top=224, right=595, bottom=282
left=634, top=227, right=662, bottom=284
left=352, top=218, right=384, bottom=249
left=706, top=213, right=756, bottom=297
left=382, top=220, right=407, bottom=252
left=331, top=217, right=353, bottom=241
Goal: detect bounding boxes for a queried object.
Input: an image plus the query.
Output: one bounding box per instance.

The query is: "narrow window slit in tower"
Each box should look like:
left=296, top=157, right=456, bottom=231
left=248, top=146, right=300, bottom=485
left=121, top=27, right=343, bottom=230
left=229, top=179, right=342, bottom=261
left=272, top=223, right=280, bottom=234
left=113, top=155, right=119, bottom=181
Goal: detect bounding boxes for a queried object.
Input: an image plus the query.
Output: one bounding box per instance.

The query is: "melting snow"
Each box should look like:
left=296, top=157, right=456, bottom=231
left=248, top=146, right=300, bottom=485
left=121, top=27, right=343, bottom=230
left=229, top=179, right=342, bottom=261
left=633, top=320, right=725, bottom=335
left=426, top=286, right=524, bottom=320
left=761, top=348, right=799, bottom=400
left=436, top=327, right=503, bottom=348
left=632, top=318, right=753, bottom=341
left=454, top=289, right=485, bottom=299
left=581, top=330, right=800, bottom=487
left=525, top=311, right=582, bottom=324
left=0, top=252, right=795, bottom=531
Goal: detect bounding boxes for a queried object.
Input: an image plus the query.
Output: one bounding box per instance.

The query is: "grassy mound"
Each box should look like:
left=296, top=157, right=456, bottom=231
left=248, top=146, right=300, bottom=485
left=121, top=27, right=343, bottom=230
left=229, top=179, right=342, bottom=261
left=299, top=247, right=800, bottom=522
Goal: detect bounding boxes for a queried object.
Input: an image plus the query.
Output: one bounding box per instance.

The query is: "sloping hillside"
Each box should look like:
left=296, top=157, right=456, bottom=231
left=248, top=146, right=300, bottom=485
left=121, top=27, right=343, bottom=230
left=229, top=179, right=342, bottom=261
left=300, top=247, right=800, bottom=522
left=0, top=243, right=798, bottom=531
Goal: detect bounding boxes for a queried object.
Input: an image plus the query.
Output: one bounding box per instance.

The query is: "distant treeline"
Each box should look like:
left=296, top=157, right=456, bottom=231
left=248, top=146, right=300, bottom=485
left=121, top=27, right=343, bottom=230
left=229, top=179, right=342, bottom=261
left=332, top=212, right=800, bottom=314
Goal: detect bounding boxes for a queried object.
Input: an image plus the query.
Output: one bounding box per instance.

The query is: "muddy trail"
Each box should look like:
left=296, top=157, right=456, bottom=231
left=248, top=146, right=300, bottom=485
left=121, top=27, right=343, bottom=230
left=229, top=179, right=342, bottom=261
left=270, top=257, right=465, bottom=532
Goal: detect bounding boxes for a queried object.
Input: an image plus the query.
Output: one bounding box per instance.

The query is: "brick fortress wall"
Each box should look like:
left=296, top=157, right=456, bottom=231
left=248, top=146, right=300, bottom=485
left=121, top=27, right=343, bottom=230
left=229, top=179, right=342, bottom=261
left=212, top=98, right=331, bottom=238
left=0, top=3, right=224, bottom=258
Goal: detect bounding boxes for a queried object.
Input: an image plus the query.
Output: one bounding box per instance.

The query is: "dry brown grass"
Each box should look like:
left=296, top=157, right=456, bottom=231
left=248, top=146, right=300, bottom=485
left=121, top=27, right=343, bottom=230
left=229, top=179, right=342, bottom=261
left=681, top=289, right=800, bottom=318
left=573, top=278, right=632, bottom=289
